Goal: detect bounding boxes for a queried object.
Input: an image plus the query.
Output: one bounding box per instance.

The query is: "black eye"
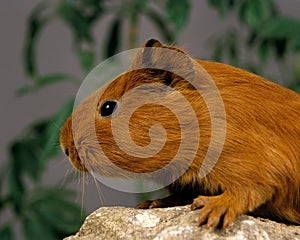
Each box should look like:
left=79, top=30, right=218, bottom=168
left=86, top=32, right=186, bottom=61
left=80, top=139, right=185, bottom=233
left=100, top=100, right=118, bottom=117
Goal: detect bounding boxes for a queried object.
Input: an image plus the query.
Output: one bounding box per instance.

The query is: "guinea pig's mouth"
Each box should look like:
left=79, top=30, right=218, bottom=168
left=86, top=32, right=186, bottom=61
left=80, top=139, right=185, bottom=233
left=63, top=146, right=88, bottom=172
left=70, top=156, right=88, bottom=173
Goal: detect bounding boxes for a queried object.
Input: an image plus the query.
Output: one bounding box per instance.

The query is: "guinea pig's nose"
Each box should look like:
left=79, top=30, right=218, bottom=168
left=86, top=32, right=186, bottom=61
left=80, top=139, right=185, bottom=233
left=64, top=147, right=70, bottom=157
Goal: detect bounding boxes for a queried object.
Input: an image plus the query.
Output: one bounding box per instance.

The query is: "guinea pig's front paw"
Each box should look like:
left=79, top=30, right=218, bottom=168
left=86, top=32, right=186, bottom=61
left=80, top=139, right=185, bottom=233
left=191, top=194, right=240, bottom=229
left=135, top=199, right=164, bottom=209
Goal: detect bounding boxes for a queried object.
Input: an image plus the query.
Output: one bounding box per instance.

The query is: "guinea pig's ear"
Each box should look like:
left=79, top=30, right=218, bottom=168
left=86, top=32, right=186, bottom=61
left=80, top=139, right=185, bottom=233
left=142, top=38, right=164, bottom=48
left=130, top=38, right=195, bottom=87
left=130, top=38, right=165, bottom=68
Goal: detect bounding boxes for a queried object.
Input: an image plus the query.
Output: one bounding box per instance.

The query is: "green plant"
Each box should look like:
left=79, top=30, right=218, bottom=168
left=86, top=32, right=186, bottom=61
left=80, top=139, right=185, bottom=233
left=207, top=0, right=300, bottom=91
left=0, top=0, right=191, bottom=239
left=1, top=0, right=300, bottom=239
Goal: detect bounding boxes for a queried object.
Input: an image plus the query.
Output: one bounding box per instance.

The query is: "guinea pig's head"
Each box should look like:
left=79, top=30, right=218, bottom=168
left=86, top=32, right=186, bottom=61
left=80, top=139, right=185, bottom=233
left=60, top=39, right=209, bottom=179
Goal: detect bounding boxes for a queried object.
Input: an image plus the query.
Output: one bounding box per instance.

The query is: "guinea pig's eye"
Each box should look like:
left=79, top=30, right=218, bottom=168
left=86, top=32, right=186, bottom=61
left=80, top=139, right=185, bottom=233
left=100, top=100, right=118, bottom=117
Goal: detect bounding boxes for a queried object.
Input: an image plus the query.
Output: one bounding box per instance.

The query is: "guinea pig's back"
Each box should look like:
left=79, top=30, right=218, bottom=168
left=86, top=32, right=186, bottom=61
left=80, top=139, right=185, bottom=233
left=197, top=59, right=300, bottom=192
left=196, top=60, right=300, bottom=134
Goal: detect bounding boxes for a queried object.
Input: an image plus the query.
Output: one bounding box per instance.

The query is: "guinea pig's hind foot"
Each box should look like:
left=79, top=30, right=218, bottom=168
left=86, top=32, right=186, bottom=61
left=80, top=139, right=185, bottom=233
left=135, top=194, right=194, bottom=209
left=191, top=194, right=243, bottom=229
left=135, top=199, right=164, bottom=209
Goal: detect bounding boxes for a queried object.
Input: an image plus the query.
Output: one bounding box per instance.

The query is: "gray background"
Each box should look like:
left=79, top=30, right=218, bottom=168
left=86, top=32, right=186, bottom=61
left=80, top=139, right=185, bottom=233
left=1, top=0, right=299, bottom=219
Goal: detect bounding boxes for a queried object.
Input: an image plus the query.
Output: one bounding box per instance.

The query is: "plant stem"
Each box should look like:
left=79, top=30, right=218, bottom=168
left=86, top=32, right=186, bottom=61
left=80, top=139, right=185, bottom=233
left=128, top=4, right=139, bottom=49
left=0, top=196, right=12, bottom=210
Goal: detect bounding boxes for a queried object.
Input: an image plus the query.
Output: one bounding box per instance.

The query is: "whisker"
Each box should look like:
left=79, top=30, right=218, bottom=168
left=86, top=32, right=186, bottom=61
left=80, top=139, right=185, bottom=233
left=50, top=141, right=62, bottom=148
left=81, top=173, right=85, bottom=216
left=75, top=171, right=82, bottom=203
left=56, top=158, right=81, bottom=186
left=56, top=156, right=69, bottom=168
left=90, top=171, right=104, bottom=207
left=49, top=119, right=63, bottom=131
left=59, top=164, right=72, bottom=189
left=84, top=173, right=90, bottom=186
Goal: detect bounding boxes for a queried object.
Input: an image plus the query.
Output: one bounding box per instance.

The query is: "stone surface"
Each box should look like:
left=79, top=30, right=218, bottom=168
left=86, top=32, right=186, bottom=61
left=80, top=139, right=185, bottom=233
left=64, top=205, right=300, bottom=240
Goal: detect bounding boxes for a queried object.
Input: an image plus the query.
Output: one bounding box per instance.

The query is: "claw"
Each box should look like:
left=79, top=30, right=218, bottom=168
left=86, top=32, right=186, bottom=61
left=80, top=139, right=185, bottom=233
left=135, top=199, right=163, bottom=209
left=192, top=194, right=239, bottom=229
left=135, top=200, right=152, bottom=209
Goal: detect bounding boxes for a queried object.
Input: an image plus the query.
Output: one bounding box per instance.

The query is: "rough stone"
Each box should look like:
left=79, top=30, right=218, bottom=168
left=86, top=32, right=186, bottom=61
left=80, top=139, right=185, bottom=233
left=64, top=205, right=300, bottom=240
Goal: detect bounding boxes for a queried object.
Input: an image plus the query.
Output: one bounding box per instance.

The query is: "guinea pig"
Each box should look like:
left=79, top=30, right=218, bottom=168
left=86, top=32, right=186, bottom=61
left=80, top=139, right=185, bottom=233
left=60, top=38, right=300, bottom=229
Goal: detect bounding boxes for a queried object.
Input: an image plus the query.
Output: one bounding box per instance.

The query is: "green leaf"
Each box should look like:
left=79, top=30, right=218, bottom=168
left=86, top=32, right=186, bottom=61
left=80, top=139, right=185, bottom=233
left=239, top=0, right=259, bottom=29
left=273, top=38, right=288, bottom=59
left=246, top=32, right=258, bottom=47
left=294, top=35, right=300, bottom=52
left=132, top=0, right=148, bottom=10
left=165, top=0, right=191, bottom=33
left=257, top=40, right=271, bottom=64
left=35, top=196, right=84, bottom=233
left=207, top=0, right=236, bottom=16
left=294, top=54, right=300, bottom=79
left=0, top=225, right=14, bottom=240
left=39, top=99, right=74, bottom=164
left=7, top=166, right=24, bottom=214
left=259, top=17, right=300, bottom=39
left=74, top=0, right=104, bottom=22
left=22, top=215, right=57, bottom=240
left=8, top=119, right=53, bottom=184
left=264, top=0, right=278, bottom=16
left=57, top=0, right=104, bottom=44
left=10, top=140, right=40, bottom=182
left=26, top=187, right=85, bottom=235
left=294, top=86, right=300, bottom=93
left=145, top=9, right=175, bottom=43
left=23, top=2, right=52, bottom=78
left=6, top=99, right=74, bottom=189
left=78, top=49, right=96, bottom=73
left=212, top=39, right=224, bottom=61
left=211, top=31, right=240, bottom=65
left=37, top=73, right=78, bottom=87
left=254, top=17, right=300, bottom=60
left=17, top=85, right=35, bottom=96
left=21, top=187, right=84, bottom=240
left=17, top=73, right=78, bottom=96
left=8, top=111, right=69, bottom=185
left=58, top=3, right=92, bottom=43
left=227, top=32, right=239, bottom=65
left=238, top=0, right=277, bottom=30
left=104, top=18, right=122, bottom=59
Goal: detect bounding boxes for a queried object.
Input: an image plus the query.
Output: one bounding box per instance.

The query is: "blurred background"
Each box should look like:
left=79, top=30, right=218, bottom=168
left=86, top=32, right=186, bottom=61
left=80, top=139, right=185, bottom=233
left=1, top=0, right=300, bottom=239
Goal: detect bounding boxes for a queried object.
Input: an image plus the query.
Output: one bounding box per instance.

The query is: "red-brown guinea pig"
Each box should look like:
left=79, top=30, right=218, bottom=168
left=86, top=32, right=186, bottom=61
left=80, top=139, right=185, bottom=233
left=60, top=39, right=300, bottom=229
